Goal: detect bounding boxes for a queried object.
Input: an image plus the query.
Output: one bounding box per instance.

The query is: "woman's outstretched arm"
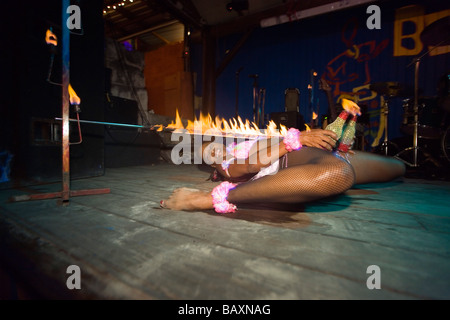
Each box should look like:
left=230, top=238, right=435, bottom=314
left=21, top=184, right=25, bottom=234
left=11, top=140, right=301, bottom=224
left=212, top=129, right=338, bottom=179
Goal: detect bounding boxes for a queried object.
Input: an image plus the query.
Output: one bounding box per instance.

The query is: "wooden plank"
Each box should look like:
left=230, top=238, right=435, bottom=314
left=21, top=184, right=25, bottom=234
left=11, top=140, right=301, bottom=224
left=66, top=195, right=450, bottom=299
left=68, top=165, right=450, bottom=260
left=327, top=180, right=450, bottom=217
left=2, top=164, right=450, bottom=299
left=305, top=201, right=450, bottom=235
left=0, top=203, right=410, bottom=299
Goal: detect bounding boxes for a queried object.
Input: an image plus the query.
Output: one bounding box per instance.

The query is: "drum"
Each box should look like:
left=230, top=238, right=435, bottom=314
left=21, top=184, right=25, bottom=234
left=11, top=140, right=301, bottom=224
left=401, top=97, right=441, bottom=139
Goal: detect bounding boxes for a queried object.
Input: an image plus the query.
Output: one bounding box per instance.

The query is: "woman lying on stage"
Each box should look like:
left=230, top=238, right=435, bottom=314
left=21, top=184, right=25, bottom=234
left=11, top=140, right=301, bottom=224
left=160, top=105, right=405, bottom=213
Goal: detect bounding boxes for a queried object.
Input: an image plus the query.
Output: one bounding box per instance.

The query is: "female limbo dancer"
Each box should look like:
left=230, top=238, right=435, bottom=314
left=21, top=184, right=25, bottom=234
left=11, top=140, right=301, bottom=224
left=160, top=103, right=405, bottom=213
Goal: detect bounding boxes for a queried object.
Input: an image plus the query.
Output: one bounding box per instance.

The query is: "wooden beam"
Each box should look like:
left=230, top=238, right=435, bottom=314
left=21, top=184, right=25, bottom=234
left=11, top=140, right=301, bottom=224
left=116, top=20, right=179, bottom=42
left=201, top=27, right=216, bottom=117
left=153, top=0, right=204, bottom=29
left=211, top=3, right=288, bottom=37
left=210, top=0, right=344, bottom=37
left=151, top=31, right=171, bottom=44
left=135, top=36, right=151, bottom=51
left=215, top=27, right=254, bottom=79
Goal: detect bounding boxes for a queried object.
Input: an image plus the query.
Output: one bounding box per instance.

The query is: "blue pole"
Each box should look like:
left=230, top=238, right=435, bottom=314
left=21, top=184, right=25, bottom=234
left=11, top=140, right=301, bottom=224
left=61, top=0, right=70, bottom=202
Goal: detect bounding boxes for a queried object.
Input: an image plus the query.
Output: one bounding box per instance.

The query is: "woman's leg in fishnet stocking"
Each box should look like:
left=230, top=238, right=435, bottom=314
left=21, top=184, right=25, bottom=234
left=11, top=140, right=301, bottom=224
left=227, top=147, right=355, bottom=204
left=162, top=148, right=405, bottom=210
left=347, top=151, right=406, bottom=185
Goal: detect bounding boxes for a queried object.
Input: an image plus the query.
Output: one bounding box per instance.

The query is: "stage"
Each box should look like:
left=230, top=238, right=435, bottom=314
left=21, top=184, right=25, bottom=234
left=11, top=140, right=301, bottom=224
left=0, top=162, right=449, bottom=300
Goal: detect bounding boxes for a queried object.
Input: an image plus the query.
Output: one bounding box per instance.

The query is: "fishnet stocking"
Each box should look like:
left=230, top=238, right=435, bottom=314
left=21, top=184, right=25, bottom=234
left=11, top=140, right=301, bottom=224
left=227, top=147, right=355, bottom=204
left=347, top=151, right=405, bottom=184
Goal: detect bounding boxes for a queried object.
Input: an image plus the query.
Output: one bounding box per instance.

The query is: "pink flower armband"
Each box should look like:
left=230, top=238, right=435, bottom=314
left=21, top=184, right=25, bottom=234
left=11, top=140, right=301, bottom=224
left=211, top=181, right=237, bottom=213
left=283, top=128, right=302, bottom=152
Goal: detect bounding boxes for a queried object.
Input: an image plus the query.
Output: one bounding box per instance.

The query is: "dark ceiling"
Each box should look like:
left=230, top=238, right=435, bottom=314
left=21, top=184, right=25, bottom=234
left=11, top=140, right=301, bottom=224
left=103, top=0, right=377, bottom=51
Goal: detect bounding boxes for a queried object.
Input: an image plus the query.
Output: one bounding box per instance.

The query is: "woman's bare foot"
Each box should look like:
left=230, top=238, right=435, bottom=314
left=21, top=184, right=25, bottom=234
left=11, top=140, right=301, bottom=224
left=161, top=188, right=214, bottom=211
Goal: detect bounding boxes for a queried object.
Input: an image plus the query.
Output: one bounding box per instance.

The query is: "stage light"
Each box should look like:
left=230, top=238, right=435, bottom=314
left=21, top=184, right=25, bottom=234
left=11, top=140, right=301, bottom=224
left=104, top=0, right=137, bottom=15
left=226, top=0, right=249, bottom=14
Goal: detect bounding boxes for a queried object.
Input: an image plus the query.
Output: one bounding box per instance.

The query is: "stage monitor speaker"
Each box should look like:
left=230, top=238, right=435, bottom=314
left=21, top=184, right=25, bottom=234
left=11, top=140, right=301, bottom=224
left=104, top=96, right=161, bottom=168
left=285, top=88, right=299, bottom=112
left=105, top=96, right=139, bottom=128
left=270, top=111, right=305, bottom=130
left=104, top=129, right=161, bottom=168
left=105, top=67, right=112, bottom=94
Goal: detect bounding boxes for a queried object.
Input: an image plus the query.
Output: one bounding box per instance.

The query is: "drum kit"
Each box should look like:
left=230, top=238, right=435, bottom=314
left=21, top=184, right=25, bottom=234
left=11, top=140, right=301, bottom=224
left=369, top=16, right=450, bottom=167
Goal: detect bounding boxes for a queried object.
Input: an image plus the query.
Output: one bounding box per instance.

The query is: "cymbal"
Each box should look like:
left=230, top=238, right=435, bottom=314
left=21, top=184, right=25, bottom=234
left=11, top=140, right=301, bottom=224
left=369, top=82, right=414, bottom=97
left=421, top=16, right=450, bottom=46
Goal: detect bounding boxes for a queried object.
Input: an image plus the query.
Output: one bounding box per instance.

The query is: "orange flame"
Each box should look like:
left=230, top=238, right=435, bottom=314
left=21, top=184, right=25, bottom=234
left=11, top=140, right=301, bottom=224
left=161, top=109, right=288, bottom=138
left=312, top=111, right=318, bottom=120
left=166, top=109, right=184, bottom=131
left=341, top=98, right=361, bottom=115
left=68, top=84, right=81, bottom=105
left=45, top=29, right=58, bottom=46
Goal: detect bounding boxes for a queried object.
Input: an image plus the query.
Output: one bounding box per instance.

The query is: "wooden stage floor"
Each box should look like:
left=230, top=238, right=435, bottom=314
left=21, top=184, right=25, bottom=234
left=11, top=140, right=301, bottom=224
left=0, top=162, right=449, bottom=300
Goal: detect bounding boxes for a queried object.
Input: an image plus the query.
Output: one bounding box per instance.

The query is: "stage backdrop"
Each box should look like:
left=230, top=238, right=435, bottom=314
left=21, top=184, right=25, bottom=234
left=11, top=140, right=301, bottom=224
left=191, top=0, right=450, bottom=150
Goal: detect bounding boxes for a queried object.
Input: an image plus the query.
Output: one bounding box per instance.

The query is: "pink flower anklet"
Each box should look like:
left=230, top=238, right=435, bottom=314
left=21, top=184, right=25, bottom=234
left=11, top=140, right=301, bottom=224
left=211, top=181, right=237, bottom=213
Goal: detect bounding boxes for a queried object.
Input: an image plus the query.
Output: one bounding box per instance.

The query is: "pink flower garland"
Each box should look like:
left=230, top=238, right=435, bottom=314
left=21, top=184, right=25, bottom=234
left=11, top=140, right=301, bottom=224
left=283, top=128, right=302, bottom=152
left=211, top=181, right=237, bottom=213
left=226, top=140, right=255, bottom=159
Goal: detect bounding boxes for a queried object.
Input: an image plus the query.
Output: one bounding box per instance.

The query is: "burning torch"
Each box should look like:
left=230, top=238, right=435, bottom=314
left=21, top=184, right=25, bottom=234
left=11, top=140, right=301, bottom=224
left=68, top=84, right=82, bottom=145
left=45, top=28, right=59, bottom=85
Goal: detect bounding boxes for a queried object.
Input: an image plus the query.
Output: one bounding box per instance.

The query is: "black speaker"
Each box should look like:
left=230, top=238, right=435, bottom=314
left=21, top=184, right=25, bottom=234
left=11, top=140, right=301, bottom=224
left=270, top=111, right=306, bottom=130
left=105, top=67, right=112, bottom=94
left=104, top=129, right=161, bottom=168
left=103, top=96, right=160, bottom=168
left=105, top=96, right=139, bottom=127
left=285, top=88, right=299, bottom=112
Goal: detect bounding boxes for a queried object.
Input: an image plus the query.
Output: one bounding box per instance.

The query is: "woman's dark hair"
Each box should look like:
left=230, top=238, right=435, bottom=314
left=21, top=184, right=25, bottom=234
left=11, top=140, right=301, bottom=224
left=207, top=169, right=225, bottom=182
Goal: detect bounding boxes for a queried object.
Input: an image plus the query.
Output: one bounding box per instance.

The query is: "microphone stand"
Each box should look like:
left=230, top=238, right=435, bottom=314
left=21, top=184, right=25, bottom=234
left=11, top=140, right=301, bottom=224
left=249, top=74, right=259, bottom=124
left=235, top=67, right=243, bottom=119
left=259, top=88, right=266, bottom=128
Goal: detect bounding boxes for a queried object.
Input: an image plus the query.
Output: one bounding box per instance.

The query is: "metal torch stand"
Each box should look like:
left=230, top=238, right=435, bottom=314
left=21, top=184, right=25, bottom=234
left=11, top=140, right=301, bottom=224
left=10, top=0, right=110, bottom=205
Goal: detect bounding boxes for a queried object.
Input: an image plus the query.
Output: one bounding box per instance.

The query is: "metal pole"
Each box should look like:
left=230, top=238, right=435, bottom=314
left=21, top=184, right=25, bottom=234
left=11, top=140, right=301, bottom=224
left=61, top=0, right=70, bottom=202
left=383, top=98, right=389, bottom=156
left=55, top=117, right=271, bottom=140
left=413, top=59, right=420, bottom=167
left=260, top=88, right=266, bottom=128
left=55, top=118, right=147, bottom=129
left=235, top=67, right=243, bottom=119
left=249, top=74, right=259, bottom=124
